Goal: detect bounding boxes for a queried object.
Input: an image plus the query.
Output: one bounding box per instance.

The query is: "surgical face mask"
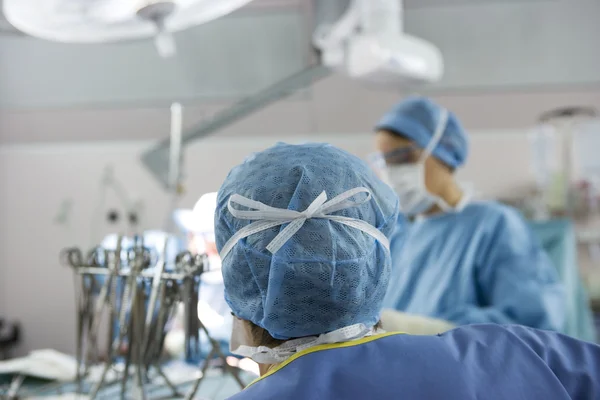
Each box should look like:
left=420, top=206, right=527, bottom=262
left=381, top=109, right=452, bottom=217
left=383, top=163, right=441, bottom=216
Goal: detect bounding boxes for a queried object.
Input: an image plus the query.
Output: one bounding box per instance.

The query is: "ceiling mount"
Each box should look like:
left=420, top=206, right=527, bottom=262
left=136, top=1, right=178, bottom=57
left=136, top=1, right=177, bottom=23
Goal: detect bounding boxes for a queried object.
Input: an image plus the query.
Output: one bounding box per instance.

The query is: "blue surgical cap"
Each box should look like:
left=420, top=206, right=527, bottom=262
left=215, top=143, right=399, bottom=340
left=375, top=96, right=469, bottom=168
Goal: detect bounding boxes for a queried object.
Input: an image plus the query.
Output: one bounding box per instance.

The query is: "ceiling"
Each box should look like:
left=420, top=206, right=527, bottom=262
left=1, top=0, right=589, bottom=108
left=2, top=0, right=599, bottom=145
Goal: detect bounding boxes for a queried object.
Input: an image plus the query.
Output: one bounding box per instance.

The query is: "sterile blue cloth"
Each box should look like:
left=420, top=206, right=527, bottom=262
left=383, top=201, right=566, bottom=331
left=231, top=325, right=600, bottom=400
left=215, top=143, right=399, bottom=340
left=375, top=96, right=469, bottom=168
left=529, top=219, right=597, bottom=342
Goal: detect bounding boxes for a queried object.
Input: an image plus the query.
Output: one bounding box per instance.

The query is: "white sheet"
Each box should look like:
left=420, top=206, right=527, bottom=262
left=380, top=309, right=455, bottom=335
left=0, top=349, right=77, bottom=381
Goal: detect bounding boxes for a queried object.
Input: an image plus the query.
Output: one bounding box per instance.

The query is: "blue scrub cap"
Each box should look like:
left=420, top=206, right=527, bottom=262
left=375, top=96, right=469, bottom=168
left=215, top=143, right=399, bottom=340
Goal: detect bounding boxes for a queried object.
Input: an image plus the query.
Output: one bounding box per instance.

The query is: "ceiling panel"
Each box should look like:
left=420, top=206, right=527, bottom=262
left=406, top=0, right=600, bottom=90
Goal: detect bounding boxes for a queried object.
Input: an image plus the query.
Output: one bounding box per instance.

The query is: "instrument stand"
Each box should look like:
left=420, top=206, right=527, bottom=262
left=63, top=246, right=247, bottom=399
left=184, top=322, right=246, bottom=400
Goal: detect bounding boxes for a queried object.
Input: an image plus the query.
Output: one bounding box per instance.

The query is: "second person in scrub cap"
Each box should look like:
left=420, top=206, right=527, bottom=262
left=373, top=96, right=566, bottom=332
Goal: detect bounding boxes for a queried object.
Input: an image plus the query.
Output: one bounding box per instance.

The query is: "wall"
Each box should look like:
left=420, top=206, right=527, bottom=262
left=0, top=131, right=534, bottom=355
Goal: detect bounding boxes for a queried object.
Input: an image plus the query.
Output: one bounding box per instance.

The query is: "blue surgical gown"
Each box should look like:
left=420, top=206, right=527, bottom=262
left=383, top=201, right=566, bottom=331
left=231, top=325, right=600, bottom=399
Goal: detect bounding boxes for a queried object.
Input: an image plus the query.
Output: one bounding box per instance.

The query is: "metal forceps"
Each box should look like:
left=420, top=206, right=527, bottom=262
left=175, top=251, right=203, bottom=363
left=60, top=247, right=97, bottom=391
left=117, top=237, right=152, bottom=399
left=88, top=237, right=125, bottom=400
left=177, top=252, right=244, bottom=398
left=142, top=238, right=169, bottom=359
left=138, top=237, right=183, bottom=398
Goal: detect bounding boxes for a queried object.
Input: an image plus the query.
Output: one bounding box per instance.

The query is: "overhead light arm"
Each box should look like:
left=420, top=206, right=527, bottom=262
left=140, top=65, right=331, bottom=189
left=136, top=1, right=178, bottom=57
left=358, top=0, right=403, bottom=35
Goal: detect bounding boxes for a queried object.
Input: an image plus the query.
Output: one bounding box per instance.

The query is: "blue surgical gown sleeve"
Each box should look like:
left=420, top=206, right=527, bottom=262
left=496, top=325, right=600, bottom=398
left=445, top=205, right=566, bottom=330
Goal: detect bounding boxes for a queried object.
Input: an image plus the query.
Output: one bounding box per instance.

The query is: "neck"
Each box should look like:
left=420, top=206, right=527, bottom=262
left=441, top=180, right=464, bottom=208
left=425, top=180, right=463, bottom=216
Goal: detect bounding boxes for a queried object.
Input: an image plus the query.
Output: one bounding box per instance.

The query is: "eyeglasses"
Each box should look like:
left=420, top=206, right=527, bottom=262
left=382, top=145, right=421, bottom=165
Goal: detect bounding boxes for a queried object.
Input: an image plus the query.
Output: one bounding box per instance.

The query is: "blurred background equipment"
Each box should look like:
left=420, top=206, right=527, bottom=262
left=0, top=319, right=20, bottom=361
left=521, top=107, right=600, bottom=331
left=529, top=219, right=597, bottom=342
left=89, top=165, right=146, bottom=246
left=527, top=106, right=599, bottom=221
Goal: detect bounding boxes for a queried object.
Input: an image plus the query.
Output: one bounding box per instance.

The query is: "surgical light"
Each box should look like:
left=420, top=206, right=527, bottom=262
left=2, top=0, right=256, bottom=58
left=313, top=0, right=443, bottom=87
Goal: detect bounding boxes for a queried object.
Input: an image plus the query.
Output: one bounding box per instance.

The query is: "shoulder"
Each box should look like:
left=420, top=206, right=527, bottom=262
left=439, top=325, right=550, bottom=362
left=441, top=324, right=541, bottom=350
left=444, top=324, right=584, bottom=355
left=462, top=201, right=528, bottom=231
left=229, top=383, right=286, bottom=400
left=459, top=202, right=542, bottom=262
left=463, top=200, right=521, bottom=218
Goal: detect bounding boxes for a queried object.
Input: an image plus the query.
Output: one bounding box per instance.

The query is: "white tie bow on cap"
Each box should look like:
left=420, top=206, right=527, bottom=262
left=219, top=187, right=390, bottom=260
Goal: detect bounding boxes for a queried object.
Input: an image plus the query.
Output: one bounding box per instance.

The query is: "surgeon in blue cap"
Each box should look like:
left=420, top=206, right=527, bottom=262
left=215, top=142, right=600, bottom=400
left=374, top=96, right=566, bottom=331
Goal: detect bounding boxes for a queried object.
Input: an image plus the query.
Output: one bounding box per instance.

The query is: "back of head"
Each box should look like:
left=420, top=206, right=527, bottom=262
left=215, top=143, right=399, bottom=340
left=375, top=96, right=469, bottom=169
